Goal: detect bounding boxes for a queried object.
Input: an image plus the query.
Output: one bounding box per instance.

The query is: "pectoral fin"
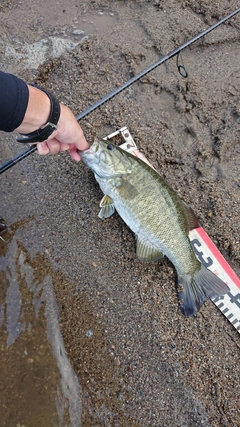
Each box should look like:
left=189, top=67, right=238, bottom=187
left=98, top=195, right=115, bottom=219
left=136, top=237, right=164, bottom=262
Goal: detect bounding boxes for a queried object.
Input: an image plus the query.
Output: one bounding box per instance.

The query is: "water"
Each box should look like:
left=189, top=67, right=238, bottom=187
left=0, top=3, right=118, bottom=73
left=0, top=218, right=142, bottom=427
left=0, top=225, right=82, bottom=426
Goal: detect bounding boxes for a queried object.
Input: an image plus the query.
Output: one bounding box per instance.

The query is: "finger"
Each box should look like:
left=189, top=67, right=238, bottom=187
left=74, top=134, right=89, bottom=151
left=69, top=145, right=81, bottom=161
left=46, top=140, right=61, bottom=154
left=59, top=142, right=72, bottom=151
left=37, top=141, right=50, bottom=155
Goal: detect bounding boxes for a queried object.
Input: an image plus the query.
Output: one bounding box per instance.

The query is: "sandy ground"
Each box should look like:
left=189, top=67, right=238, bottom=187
left=0, top=1, right=240, bottom=426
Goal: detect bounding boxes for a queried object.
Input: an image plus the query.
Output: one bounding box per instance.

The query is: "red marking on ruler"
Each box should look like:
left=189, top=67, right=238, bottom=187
left=195, top=227, right=240, bottom=289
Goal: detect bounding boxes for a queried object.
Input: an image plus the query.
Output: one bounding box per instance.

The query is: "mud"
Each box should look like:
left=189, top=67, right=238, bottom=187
left=0, top=1, right=240, bottom=426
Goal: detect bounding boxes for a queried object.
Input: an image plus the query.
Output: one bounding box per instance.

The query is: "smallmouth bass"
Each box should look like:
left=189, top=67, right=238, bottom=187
left=79, top=139, right=229, bottom=317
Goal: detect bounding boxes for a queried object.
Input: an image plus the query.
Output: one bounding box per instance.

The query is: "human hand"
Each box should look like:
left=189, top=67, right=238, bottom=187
left=16, top=85, right=89, bottom=161
left=36, top=104, right=89, bottom=161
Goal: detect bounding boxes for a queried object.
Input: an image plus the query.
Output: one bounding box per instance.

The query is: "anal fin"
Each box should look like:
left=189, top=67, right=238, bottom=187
left=136, top=237, right=164, bottom=262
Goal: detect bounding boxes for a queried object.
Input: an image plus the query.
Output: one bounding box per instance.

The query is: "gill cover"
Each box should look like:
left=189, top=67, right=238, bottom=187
left=81, top=138, right=133, bottom=179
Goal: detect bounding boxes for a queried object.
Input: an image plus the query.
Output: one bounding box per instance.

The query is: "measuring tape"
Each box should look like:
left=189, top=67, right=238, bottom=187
left=104, top=127, right=240, bottom=331
left=189, top=228, right=240, bottom=330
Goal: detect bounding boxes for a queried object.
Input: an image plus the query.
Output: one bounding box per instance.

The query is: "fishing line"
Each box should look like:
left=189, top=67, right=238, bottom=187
left=0, top=7, right=239, bottom=174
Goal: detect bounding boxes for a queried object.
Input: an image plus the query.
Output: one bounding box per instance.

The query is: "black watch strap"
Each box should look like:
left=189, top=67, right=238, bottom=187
left=17, top=87, right=61, bottom=143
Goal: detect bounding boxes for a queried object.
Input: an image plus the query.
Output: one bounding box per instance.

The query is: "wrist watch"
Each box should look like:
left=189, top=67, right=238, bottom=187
left=17, top=86, right=61, bottom=143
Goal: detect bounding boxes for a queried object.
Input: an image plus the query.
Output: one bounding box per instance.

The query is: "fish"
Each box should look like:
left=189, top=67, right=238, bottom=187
left=79, top=138, right=229, bottom=317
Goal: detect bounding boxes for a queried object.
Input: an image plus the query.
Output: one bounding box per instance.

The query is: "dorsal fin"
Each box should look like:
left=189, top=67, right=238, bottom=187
left=182, top=202, right=201, bottom=231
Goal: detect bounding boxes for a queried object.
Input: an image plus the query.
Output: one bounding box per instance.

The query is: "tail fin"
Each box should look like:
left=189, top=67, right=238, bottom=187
left=178, top=265, right=230, bottom=317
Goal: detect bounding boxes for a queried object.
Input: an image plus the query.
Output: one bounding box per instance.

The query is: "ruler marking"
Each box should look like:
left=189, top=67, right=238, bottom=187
left=217, top=302, right=225, bottom=309
left=196, top=228, right=240, bottom=287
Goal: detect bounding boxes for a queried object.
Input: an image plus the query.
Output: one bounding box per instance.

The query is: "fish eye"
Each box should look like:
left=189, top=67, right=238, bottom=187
left=107, top=144, right=113, bottom=150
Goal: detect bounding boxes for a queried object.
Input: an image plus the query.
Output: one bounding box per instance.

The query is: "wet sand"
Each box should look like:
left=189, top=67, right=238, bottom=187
left=0, top=1, right=240, bottom=426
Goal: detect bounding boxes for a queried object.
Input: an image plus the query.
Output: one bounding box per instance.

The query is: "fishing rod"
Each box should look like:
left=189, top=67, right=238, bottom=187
left=0, top=7, right=239, bottom=175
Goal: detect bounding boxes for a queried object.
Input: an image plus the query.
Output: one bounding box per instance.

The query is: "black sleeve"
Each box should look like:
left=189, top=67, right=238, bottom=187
left=0, top=71, right=29, bottom=132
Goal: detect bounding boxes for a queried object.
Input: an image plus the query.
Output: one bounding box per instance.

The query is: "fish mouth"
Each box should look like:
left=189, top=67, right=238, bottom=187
left=78, top=138, right=102, bottom=163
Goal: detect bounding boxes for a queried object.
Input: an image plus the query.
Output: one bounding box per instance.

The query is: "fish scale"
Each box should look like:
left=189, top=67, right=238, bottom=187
left=97, top=154, right=198, bottom=276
